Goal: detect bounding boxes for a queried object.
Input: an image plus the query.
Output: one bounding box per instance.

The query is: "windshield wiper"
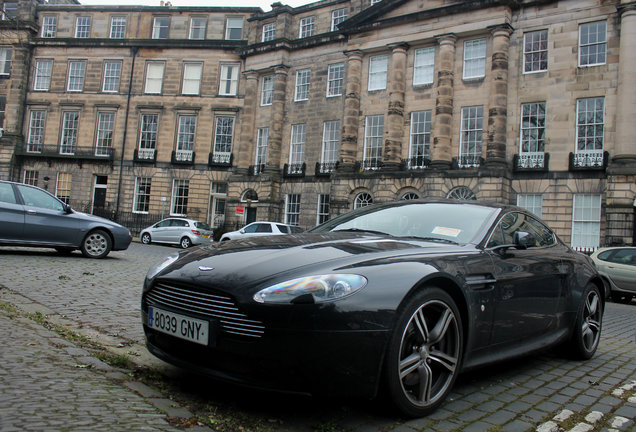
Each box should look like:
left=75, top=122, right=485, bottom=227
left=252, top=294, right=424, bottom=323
left=333, top=228, right=391, bottom=236
left=398, top=236, right=460, bottom=244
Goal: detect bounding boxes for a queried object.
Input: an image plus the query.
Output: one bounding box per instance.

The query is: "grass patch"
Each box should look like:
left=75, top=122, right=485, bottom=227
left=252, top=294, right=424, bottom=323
left=95, top=352, right=135, bottom=369
left=0, top=301, right=20, bottom=318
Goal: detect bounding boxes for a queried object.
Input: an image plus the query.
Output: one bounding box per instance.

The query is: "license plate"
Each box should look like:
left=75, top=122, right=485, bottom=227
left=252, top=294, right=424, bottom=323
left=202, top=234, right=209, bottom=238
left=148, top=306, right=209, bottom=345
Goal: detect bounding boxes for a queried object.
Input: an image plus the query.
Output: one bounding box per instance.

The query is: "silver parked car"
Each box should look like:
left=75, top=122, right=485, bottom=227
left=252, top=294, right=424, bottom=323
left=140, top=218, right=213, bottom=248
left=0, top=180, right=132, bottom=258
left=219, top=221, right=303, bottom=242
left=590, top=246, right=636, bottom=304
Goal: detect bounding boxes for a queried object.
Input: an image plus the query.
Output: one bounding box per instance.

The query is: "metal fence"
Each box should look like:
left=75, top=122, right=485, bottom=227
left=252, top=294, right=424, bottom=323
left=92, top=208, right=162, bottom=236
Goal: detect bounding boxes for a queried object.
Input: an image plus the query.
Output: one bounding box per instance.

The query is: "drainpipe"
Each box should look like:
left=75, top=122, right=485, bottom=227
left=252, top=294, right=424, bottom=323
left=13, top=34, right=34, bottom=181
left=115, top=45, right=138, bottom=219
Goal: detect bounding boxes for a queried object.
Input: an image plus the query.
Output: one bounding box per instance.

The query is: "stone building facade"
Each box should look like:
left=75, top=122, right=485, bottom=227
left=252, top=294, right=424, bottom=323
left=0, top=0, right=634, bottom=249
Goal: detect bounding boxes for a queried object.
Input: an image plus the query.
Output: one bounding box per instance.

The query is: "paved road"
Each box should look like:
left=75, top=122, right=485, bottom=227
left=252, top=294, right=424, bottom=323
left=0, top=243, right=634, bottom=432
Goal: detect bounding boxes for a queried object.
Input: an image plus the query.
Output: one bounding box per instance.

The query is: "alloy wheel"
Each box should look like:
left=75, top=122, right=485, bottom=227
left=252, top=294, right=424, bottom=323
left=82, top=231, right=110, bottom=258
left=581, top=290, right=601, bottom=352
left=398, top=299, right=460, bottom=408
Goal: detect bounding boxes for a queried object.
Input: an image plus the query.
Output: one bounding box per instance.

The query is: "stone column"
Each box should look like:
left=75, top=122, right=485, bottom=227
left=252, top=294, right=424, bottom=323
left=612, top=2, right=636, bottom=172
left=264, top=65, right=289, bottom=176
left=339, top=49, right=363, bottom=171
left=430, top=34, right=456, bottom=169
left=485, top=24, right=513, bottom=169
left=384, top=43, right=409, bottom=169
left=236, top=70, right=258, bottom=173
left=606, top=1, right=636, bottom=246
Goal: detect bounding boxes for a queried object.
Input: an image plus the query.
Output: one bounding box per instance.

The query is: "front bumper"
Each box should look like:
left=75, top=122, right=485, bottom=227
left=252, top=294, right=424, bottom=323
left=112, top=229, right=133, bottom=251
left=142, top=317, right=389, bottom=398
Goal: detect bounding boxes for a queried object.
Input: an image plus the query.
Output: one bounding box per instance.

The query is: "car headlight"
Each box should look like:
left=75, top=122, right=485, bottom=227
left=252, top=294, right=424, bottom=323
left=253, top=274, right=367, bottom=304
left=146, top=253, right=179, bottom=280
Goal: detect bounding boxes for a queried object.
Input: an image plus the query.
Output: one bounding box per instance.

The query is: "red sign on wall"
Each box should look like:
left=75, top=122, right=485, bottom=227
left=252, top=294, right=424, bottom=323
left=236, top=205, right=245, bottom=216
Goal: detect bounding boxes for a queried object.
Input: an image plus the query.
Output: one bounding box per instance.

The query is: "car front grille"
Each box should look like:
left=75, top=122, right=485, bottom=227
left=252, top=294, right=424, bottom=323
left=144, top=282, right=265, bottom=338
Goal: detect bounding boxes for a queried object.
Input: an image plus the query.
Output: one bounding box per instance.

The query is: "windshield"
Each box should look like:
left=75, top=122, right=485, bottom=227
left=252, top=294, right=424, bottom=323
left=195, top=221, right=212, bottom=230
left=310, top=202, right=498, bottom=244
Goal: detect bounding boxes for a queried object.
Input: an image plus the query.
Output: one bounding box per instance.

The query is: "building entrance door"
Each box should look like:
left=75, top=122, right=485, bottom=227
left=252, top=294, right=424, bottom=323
left=92, top=176, right=107, bottom=215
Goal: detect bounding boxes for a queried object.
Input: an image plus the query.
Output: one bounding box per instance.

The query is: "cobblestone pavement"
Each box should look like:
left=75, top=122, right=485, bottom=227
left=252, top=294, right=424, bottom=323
left=0, top=243, right=634, bottom=432
left=0, top=311, right=187, bottom=432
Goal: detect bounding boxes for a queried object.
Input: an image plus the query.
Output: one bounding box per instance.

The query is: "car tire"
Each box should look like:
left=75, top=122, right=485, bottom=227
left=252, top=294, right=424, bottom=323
left=80, top=229, right=112, bottom=259
left=566, top=283, right=603, bottom=360
left=141, top=233, right=151, bottom=245
left=384, top=287, right=463, bottom=417
left=180, top=236, right=192, bottom=249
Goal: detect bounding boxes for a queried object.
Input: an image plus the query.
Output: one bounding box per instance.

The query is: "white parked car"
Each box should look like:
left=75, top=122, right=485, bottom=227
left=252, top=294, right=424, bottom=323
left=140, top=218, right=213, bottom=248
left=220, top=221, right=302, bottom=242
left=590, top=246, right=636, bottom=304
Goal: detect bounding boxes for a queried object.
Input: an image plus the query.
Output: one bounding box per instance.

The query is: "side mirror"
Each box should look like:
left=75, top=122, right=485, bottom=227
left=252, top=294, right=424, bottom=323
left=513, top=231, right=536, bottom=249
left=64, top=203, right=73, bottom=214
left=239, top=229, right=245, bottom=234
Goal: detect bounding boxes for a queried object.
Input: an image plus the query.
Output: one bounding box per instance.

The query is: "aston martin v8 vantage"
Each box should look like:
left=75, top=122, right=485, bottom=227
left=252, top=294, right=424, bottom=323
left=142, top=200, right=603, bottom=417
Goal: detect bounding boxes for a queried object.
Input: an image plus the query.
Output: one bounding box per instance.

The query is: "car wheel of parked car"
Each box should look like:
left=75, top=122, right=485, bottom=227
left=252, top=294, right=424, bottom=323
left=141, top=233, right=151, bottom=245
left=180, top=236, right=192, bottom=249
left=567, top=283, right=603, bottom=360
left=80, top=229, right=112, bottom=259
left=55, top=247, right=75, bottom=255
left=385, top=287, right=463, bottom=417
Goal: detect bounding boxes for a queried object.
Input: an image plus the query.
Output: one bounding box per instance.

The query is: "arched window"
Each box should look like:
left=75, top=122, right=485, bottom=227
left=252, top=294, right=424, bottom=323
left=401, top=192, right=420, bottom=200
left=354, top=192, right=373, bottom=209
left=241, top=189, right=258, bottom=202
left=446, top=186, right=476, bottom=200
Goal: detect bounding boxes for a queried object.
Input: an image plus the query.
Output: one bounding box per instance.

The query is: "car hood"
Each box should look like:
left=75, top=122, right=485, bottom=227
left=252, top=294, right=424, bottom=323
left=71, top=210, right=121, bottom=227
left=153, top=233, right=471, bottom=293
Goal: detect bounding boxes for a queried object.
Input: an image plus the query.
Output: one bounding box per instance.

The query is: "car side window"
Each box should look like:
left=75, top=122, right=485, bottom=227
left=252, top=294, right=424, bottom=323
left=487, top=213, right=517, bottom=248
left=609, top=249, right=636, bottom=266
left=487, top=223, right=505, bottom=247
left=243, top=224, right=259, bottom=233
left=16, top=184, right=65, bottom=211
left=276, top=224, right=290, bottom=234
left=256, top=224, right=273, bottom=233
left=156, top=220, right=171, bottom=228
left=0, top=183, right=17, bottom=204
left=520, top=214, right=556, bottom=247
left=172, top=220, right=188, bottom=227
left=487, top=212, right=555, bottom=248
left=597, top=250, right=612, bottom=261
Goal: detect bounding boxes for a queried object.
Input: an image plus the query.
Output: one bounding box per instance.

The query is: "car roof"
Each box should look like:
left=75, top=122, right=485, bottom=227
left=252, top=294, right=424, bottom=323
left=249, top=221, right=293, bottom=226
left=358, top=198, right=523, bottom=214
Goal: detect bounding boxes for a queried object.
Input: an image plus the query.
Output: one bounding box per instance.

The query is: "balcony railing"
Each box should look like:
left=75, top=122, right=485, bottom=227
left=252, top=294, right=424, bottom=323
left=315, top=161, right=338, bottom=177
left=514, top=152, right=550, bottom=172
left=569, top=150, right=608, bottom=171
left=249, top=164, right=265, bottom=175
left=454, top=155, right=483, bottom=169
left=361, top=158, right=382, bottom=171
left=134, top=148, right=156, bottom=163
left=208, top=152, right=233, bottom=168
left=16, top=142, right=114, bottom=162
left=171, top=149, right=194, bottom=165
left=283, top=162, right=306, bottom=177
left=404, top=156, right=431, bottom=170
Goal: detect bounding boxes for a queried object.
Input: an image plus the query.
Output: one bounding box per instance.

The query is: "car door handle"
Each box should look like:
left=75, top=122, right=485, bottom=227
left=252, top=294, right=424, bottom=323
left=26, top=209, right=36, bottom=215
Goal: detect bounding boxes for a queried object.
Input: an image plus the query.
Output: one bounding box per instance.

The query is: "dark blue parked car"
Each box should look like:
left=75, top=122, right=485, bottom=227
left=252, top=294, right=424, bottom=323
left=0, top=180, right=132, bottom=258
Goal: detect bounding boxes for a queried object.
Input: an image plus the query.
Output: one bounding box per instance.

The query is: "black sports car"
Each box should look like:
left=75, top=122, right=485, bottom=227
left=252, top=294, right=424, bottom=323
left=142, top=200, right=604, bottom=417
